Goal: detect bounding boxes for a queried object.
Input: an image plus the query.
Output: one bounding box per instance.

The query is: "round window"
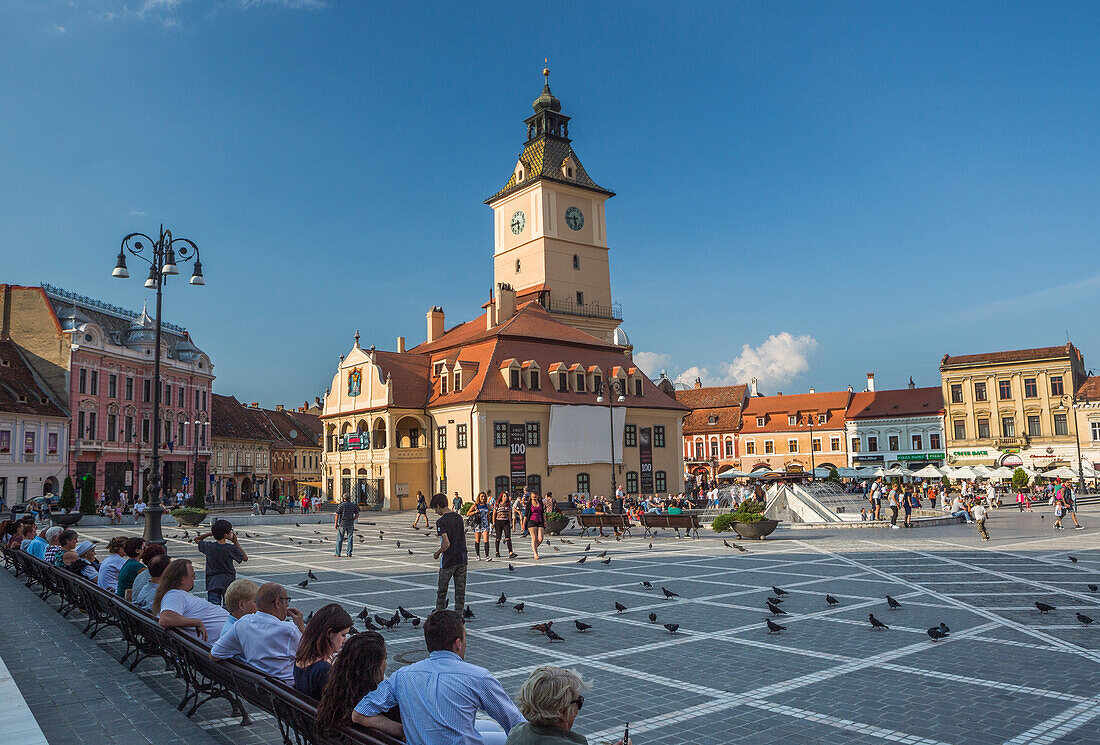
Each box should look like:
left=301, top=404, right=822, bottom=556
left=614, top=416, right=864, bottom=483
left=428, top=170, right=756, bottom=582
left=84, top=334, right=93, bottom=342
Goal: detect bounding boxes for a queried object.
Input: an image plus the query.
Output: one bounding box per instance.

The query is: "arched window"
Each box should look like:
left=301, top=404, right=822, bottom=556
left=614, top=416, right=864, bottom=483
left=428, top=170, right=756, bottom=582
left=572, top=254, right=580, bottom=270
left=576, top=472, right=590, bottom=496
left=495, top=475, right=510, bottom=499
left=626, top=471, right=638, bottom=494
left=655, top=470, right=667, bottom=493
left=526, top=474, right=541, bottom=496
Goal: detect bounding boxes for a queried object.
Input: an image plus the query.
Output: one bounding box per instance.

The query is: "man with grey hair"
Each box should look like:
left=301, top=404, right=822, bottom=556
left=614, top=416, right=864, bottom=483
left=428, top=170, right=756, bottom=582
left=210, top=582, right=303, bottom=683
left=23, top=525, right=60, bottom=561
left=507, top=666, right=628, bottom=745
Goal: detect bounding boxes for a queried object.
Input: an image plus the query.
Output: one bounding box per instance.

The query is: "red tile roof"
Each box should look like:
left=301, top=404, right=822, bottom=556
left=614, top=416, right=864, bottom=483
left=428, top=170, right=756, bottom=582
left=738, top=390, right=852, bottom=434
left=673, top=385, right=748, bottom=435
left=846, top=387, right=944, bottom=419
left=211, top=394, right=274, bottom=442
left=1077, top=376, right=1100, bottom=401
left=0, top=339, right=67, bottom=418
left=941, top=343, right=1080, bottom=368
left=682, top=407, right=742, bottom=435
left=673, top=385, right=747, bottom=410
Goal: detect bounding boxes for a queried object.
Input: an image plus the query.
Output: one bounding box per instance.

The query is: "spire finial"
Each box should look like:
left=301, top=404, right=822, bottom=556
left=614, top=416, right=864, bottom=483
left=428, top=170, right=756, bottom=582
left=543, top=58, right=550, bottom=82
left=354, top=329, right=360, bottom=348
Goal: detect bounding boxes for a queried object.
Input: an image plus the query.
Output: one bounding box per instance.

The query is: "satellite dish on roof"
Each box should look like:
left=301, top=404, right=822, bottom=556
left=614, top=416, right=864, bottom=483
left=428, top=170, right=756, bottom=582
left=289, top=429, right=298, bottom=439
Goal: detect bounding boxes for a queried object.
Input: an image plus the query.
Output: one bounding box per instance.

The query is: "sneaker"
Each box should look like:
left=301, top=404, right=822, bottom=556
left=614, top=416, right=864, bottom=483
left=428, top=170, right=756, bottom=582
left=486, top=555, right=492, bottom=562
left=891, top=525, right=900, bottom=530
left=333, top=553, right=340, bottom=557
left=1075, top=526, right=1085, bottom=530
left=509, top=552, right=518, bottom=559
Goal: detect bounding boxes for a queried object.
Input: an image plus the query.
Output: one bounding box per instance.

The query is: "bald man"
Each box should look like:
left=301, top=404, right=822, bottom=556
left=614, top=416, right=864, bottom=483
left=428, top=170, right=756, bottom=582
left=210, top=582, right=304, bottom=683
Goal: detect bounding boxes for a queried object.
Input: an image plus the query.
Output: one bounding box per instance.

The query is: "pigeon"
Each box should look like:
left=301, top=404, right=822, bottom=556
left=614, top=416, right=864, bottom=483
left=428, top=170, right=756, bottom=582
left=497, top=593, right=507, bottom=605
left=731, top=541, right=748, bottom=553
left=766, top=601, right=786, bottom=616
left=938, top=622, right=950, bottom=634
left=641, top=581, right=653, bottom=589
left=508, top=564, right=515, bottom=572
left=766, top=596, right=784, bottom=605
left=182, top=531, right=190, bottom=539
left=307, top=570, right=317, bottom=580
left=597, top=551, right=608, bottom=558
left=297, top=580, right=309, bottom=588
left=463, top=606, right=475, bottom=620
left=305, top=610, right=315, bottom=624
left=397, top=606, right=416, bottom=620
left=531, top=622, right=553, bottom=634
left=314, top=530, right=322, bottom=535
left=514, top=603, right=525, bottom=613
left=869, top=614, right=889, bottom=630
left=574, top=620, right=591, bottom=633
left=649, top=543, right=653, bottom=549
left=1068, top=556, right=1078, bottom=563
left=724, top=540, right=733, bottom=549
left=379, top=616, right=398, bottom=629
left=396, top=540, right=401, bottom=548
left=766, top=618, right=786, bottom=634
left=576, top=557, right=587, bottom=564
left=546, top=628, right=565, bottom=642
left=362, top=618, right=379, bottom=631
left=374, top=614, right=387, bottom=626
left=601, top=558, right=611, bottom=565
left=1089, top=584, right=1098, bottom=592
left=407, top=549, right=413, bottom=556
left=648, top=612, right=658, bottom=623
left=389, top=612, right=401, bottom=627
left=886, top=595, right=902, bottom=610
left=772, top=586, right=789, bottom=596
left=927, top=626, right=948, bottom=642
left=1076, top=612, right=1093, bottom=626
left=357, top=607, right=372, bottom=620
left=552, top=546, right=560, bottom=552
left=614, top=602, right=627, bottom=614
left=663, top=623, right=679, bottom=634
left=826, top=595, right=840, bottom=606
left=1035, top=602, right=1056, bottom=613
left=411, top=617, right=421, bottom=627
left=662, top=587, right=679, bottom=599
left=584, top=544, right=591, bottom=552
left=296, top=523, right=301, bottom=527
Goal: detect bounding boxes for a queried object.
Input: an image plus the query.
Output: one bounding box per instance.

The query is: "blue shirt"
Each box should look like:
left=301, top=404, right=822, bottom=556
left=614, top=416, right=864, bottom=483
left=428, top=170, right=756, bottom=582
left=210, top=611, right=302, bottom=684
left=24, top=536, right=48, bottom=559
left=219, top=614, right=239, bottom=641
left=354, top=650, right=523, bottom=745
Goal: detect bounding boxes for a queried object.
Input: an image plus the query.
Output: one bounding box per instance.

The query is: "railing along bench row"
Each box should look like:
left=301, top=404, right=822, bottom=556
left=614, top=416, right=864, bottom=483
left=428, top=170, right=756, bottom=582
left=1, top=546, right=400, bottom=745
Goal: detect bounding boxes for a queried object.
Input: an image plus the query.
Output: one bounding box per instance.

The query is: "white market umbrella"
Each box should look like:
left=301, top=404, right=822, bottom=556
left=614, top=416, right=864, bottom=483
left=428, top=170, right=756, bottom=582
left=885, top=466, right=911, bottom=477
left=717, top=468, right=748, bottom=479
left=989, top=466, right=1015, bottom=480
left=971, top=465, right=993, bottom=477
left=1021, top=466, right=1038, bottom=477
left=835, top=467, right=862, bottom=478
left=1044, top=466, right=1079, bottom=479
left=912, top=464, right=944, bottom=478
left=873, top=467, right=887, bottom=477
left=949, top=466, right=978, bottom=480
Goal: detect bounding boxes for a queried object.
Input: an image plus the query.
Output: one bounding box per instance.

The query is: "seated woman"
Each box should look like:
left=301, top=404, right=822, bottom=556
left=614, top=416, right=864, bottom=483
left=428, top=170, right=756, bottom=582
left=116, top=537, right=147, bottom=599
left=62, top=540, right=100, bottom=581
left=220, top=578, right=259, bottom=639
left=506, top=666, right=629, bottom=745
left=315, top=631, right=398, bottom=733
left=293, top=603, right=353, bottom=698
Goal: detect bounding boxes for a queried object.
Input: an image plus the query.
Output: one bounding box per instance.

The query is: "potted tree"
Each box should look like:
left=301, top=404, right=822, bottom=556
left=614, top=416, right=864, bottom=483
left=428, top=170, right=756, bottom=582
left=171, top=506, right=208, bottom=527
left=721, top=498, right=779, bottom=540
left=545, top=510, right=570, bottom=535
left=78, top=475, right=96, bottom=516
left=52, top=476, right=82, bottom=527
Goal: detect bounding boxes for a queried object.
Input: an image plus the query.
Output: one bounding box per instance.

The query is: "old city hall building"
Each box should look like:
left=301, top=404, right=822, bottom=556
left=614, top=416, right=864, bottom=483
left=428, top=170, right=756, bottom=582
left=321, top=73, right=686, bottom=510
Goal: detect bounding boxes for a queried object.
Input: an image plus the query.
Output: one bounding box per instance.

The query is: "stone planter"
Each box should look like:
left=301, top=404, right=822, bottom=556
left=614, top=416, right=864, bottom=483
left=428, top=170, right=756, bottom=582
left=49, top=512, right=83, bottom=528
left=173, top=511, right=208, bottom=527
left=733, top=518, right=780, bottom=540
left=545, top=516, right=570, bottom=535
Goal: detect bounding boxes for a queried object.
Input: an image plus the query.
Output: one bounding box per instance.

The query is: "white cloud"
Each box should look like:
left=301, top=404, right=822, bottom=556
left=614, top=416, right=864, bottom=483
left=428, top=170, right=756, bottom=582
left=237, top=0, right=327, bottom=8
left=129, top=208, right=147, bottom=216
left=52, top=24, right=67, bottom=33
left=633, top=351, right=671, bottom=376
left=670, top=332, right=819, bottom=390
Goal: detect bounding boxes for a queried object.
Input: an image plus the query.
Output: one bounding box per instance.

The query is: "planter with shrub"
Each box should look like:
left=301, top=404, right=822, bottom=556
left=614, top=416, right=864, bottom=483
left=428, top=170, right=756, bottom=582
left=171, top=506, right=208, bottom=526
left=713, top=499, right=780, bottom=540
left=545, top=511, right=570, bottom=535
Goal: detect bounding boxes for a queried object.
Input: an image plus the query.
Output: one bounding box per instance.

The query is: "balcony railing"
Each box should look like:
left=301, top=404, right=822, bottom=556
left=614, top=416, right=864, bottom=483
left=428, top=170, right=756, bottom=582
left=995, top=436, right=1029, bottom=448
left=541, top=297, right=622, bottom=321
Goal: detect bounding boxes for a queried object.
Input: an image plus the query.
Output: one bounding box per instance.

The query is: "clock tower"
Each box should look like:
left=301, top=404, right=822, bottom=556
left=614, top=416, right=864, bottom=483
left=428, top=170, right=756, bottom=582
left=486, top=68, right=624, bottom=344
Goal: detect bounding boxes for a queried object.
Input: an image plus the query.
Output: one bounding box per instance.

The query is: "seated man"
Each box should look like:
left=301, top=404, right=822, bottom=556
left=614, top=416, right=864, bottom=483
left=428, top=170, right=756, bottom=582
left=353, top=609, right=524, bottom=745
left=133, top=553, right=170, bottom=611
left=949, top=496, right=971, bottom=523
left=210, top=582, right=304, bottom=684
left=22, top=526, right=54, bottom=559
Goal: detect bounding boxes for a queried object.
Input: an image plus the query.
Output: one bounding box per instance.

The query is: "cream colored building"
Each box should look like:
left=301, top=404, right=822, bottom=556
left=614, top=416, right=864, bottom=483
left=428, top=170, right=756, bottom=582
left=321, top=73, right=685, bottom=510
left=1074, top=376, right=1100, bottom=479
left=940, top=344, right=1086, bottom=469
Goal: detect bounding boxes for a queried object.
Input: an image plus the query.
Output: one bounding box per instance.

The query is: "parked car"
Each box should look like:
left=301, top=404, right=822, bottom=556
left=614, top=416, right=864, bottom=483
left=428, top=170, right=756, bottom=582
left=10, top=495, right=59, bottom=515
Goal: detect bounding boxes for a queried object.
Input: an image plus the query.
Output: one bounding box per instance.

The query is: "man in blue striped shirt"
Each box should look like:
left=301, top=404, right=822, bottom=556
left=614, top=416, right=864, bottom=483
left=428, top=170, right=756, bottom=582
left=353, top=610, right=523, bottom=744
left=334, top=494, right=360, bottom=557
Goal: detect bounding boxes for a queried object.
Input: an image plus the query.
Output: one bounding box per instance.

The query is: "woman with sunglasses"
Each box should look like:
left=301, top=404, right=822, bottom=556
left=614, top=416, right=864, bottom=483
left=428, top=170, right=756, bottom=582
left=505, top=666, right=630, bottom=744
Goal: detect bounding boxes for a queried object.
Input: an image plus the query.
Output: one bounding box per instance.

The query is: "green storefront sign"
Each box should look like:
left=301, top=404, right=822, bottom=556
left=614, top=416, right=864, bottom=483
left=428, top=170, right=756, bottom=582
left=897, top=453, right=945, bottom=461
left=952, top=450, right=989, bottom=457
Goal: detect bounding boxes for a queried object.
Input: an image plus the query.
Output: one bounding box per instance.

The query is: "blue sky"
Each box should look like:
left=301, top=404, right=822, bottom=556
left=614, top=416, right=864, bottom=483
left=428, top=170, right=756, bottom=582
left=3, top=1, right=1100, bottom=404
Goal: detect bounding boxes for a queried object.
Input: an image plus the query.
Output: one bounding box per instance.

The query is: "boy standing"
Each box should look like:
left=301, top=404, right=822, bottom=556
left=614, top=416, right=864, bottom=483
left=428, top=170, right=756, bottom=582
left=431, top=493, right=468, bottom=613
left=972, top=501, right=989, bottom=540
left=195, top=519, right=248, bottom=606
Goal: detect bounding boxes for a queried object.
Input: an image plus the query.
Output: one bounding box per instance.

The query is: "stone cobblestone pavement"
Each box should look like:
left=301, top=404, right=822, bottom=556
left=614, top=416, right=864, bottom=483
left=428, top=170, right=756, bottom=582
left=12, top=506, right=1100, bottom=745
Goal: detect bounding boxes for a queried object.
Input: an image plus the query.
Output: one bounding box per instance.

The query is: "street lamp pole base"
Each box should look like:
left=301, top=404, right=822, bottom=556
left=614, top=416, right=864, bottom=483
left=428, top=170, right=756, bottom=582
left=143, top=503, right=166, bottom=545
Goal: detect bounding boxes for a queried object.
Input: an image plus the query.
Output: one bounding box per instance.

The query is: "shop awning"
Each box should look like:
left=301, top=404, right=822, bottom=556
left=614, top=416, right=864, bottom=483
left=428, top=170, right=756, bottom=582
left=297, top=481, right=324, bottom=488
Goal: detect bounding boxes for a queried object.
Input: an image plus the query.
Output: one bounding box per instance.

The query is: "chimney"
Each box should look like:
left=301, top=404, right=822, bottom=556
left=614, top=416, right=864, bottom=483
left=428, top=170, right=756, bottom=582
left=776, top=391, right=783, bottom=396
left=250, top=402, right=259, bottom=408
left=866, top=373, right=875, bottom=392
left=275, top=404, right=284, bottom=412
left=694, top=377, right=702, bottom=389
left=750, top=377, right=759, bottom=397
left=847, top=384, right=853, bottom=392
left=494, top=283, right=516, bottom=325
left=426, top=306, right=445, bottom=344
left=315, top=396, right=321, bottom=406
left=809, top=387, right=815, bottom=394
left=908, top=376, right=915, bottom=390
left=1, top=284, right=11, bottom=340
left=396, top=336, right=406, bottom=353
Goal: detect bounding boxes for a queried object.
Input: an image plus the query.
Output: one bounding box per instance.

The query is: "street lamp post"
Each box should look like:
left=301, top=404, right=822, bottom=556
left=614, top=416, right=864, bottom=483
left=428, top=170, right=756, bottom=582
left=1061, top=394, right=1086, bottom=492
left=112, top=225, right=204, bottom=544
left=595, top=380, right=625, bottom=497
left=801, top=413, right=817, bottom=482
left=183, top=415, right=203, bottom=498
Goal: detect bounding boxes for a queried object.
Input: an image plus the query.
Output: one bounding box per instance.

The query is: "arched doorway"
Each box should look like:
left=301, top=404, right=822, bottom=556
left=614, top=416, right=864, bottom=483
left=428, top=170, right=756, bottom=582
left=271, top=480, right=281, bottom=499
left=241, top=477, right=253, bottom=500
left=226, top=478, right=237, bottom=501
left=42, top=477, right=58, bottom=496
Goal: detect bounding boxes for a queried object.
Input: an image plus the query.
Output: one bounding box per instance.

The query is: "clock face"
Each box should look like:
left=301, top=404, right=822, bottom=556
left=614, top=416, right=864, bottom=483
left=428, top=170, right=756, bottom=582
left=565, top=206, right=584, bottom=231
left=510, top=210, right=525, bottom=235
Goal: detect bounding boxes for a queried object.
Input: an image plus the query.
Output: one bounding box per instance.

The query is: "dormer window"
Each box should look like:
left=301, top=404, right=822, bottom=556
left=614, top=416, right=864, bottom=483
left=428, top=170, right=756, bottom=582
left=592, top=373, right=602, bottom=391
left=454, top=371, right=462, bottom=392
left=576, top=373, right=585, bottom=392
left=818, top=413, right=827, bottom=424
left=708, top=415, right=719, bottom=425
left=788, top=415, right=797, bottom=426
left=434, top=363, right=445, bottom=376
left=530, top=370, right=540, bottom=390
left=557, top=371, right=568, bottom=392
left=633, top=378, right=642, bottom=396
left=510, top=368, right=521, bottom=389
left=756, top=416, right=766, bottom=427
left=441, top=376, right=448, bottom=395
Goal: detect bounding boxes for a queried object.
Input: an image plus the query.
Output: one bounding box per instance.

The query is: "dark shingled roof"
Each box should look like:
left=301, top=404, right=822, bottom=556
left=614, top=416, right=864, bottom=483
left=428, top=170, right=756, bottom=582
left=847, top=387, right=944, bottom=420
left=211, top=394, right=274, bottom=442
left=941, top=343, right=1080, bottom=369
left=1077, top=376, right=1100, bottom=401
left=0, top=339, right=68, bottom=418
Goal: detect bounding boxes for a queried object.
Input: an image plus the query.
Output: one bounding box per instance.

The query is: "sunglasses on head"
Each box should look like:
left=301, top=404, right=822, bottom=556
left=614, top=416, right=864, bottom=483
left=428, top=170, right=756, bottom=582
left=570, top=696, right=584, bottom=711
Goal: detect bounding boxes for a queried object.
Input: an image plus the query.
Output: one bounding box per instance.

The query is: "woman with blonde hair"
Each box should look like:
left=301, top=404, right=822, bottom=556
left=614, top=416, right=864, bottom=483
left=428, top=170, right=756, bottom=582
left=506, top=666, right=629, bottom=744
left=466, top=492, right=492, bottom=561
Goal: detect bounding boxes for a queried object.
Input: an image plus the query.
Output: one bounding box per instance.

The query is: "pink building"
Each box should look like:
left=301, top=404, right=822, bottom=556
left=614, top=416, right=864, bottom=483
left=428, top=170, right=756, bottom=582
left=1, top=284, right=214, bottom=501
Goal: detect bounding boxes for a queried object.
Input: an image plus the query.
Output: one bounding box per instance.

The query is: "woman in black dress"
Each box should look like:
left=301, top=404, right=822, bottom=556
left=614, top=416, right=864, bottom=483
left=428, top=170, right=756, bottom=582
left=412, top=491, right=429, bottom=528
left=293, top=603, right=354, bottom=699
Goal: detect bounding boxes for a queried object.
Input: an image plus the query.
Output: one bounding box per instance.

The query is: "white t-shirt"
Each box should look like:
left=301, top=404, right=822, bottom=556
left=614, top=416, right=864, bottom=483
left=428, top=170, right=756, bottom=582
left=972, top=504, right=987, bottom=521
left=159, top=589, right=231, bottom=644
left=134, top=501, right=146, bottom=515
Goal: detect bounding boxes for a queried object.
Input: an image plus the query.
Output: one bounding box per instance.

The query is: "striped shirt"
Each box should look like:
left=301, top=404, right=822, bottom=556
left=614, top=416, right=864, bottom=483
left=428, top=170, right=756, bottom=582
left=335, top=501, right=360, bottom=526
left=354, top=650, right=523, bottom=745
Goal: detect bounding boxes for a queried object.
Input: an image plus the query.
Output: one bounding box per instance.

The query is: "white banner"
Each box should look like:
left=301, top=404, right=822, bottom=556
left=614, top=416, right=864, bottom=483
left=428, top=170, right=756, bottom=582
left=548, top=404, right=626, bottom=466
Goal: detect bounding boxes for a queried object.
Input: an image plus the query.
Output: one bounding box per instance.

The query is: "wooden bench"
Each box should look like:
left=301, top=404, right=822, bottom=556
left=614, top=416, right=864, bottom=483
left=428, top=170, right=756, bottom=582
left=575, top=514, right=633, bottom=537
left=641, top=513, right=703, bottom=538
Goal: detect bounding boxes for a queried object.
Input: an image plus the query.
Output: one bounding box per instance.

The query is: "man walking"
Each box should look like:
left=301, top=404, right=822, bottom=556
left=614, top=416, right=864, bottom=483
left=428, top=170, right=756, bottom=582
left=972, top=501, right=990, bottom=540
left=432, top=493, right=468, bottom=613
left=334, top=493, right=360, bottom=557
